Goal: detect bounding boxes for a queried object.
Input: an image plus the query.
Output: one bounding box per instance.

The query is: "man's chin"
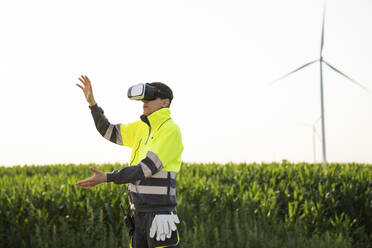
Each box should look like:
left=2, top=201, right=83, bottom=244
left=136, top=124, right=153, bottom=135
left=143, top=108, right=156, bottom=116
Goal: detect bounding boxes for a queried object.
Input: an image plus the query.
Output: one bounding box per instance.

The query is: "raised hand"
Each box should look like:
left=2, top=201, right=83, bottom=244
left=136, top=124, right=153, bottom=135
left=75, top=168, right=107, bottom=189
left=76, top=75, right=96, bottom=106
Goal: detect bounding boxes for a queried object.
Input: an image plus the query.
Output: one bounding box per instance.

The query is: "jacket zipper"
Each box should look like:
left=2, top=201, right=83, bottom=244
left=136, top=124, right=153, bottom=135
left=141, top=115, right=152, bottom=145
left=129, top=140, right=142, bottom=165
left=145, top=118, right=170, bottom=145
left=145, top=126, right=151, bottom=145
left=145, top=118, right=171, bottom=145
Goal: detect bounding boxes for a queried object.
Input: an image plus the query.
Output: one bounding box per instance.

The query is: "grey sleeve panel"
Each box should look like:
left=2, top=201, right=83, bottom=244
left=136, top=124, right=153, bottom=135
left=89, top=104, right=123, bottom=145
left=140, top=151, right=164, bottom=178
left=106, top=166, right=145, bottom=184
left=104, top=124, right=123, bottom=145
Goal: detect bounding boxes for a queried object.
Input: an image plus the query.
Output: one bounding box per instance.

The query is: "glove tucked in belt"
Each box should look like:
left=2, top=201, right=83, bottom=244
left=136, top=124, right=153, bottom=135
left=149, top=214, right=180, bottom=241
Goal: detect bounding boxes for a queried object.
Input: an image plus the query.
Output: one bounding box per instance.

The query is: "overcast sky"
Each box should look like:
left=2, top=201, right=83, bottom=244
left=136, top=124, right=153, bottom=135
left=0, top=0, right=371, bottom=166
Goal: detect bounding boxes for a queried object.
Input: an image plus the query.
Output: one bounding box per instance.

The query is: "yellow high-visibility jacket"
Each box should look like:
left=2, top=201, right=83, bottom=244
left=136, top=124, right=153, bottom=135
left=89, top=104, right=183, bottom=212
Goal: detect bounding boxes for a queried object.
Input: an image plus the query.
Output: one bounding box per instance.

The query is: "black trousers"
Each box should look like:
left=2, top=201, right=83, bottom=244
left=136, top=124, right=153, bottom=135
left=131, top=211, right=181, bottom=248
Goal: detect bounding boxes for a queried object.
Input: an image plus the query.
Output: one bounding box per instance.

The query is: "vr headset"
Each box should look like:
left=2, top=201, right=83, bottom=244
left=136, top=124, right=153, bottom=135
left=127, top=83, right=167, bottom=100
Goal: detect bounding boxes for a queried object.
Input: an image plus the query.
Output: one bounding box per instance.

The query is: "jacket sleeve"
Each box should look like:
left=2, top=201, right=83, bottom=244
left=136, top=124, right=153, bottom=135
left=106, top=166, right=145, bottom=184
left=89, top=104, right=140, bottom=148
left=106, top=125, right=183, bottom=184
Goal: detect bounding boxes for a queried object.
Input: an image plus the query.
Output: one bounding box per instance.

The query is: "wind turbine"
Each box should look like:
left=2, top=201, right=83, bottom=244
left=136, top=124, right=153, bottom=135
left=270, top=0, right=369, bottom=164
left=298, top=117, right=321, bottom=163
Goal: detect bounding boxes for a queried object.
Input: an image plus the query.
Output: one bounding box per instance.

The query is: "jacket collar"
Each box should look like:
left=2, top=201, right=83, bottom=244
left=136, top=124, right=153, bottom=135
left=140, top=107, right=171, bottom=130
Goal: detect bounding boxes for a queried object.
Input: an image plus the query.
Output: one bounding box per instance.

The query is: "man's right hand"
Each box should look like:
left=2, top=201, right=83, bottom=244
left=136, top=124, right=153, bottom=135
left=75, top=168, right=107, bottom=189
left=76, top=75, right=96, bottom=106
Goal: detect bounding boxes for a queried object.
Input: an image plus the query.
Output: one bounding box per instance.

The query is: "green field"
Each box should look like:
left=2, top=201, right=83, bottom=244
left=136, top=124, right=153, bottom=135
left=1, top=162, right=371, bottom=248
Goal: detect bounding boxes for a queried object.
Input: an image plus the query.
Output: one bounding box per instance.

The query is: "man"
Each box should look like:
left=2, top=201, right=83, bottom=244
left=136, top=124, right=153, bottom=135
left=75, top=75, right=184, bottom=248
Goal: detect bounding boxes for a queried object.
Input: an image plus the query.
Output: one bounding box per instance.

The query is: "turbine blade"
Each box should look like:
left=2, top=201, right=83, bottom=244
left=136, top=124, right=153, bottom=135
left=323, top=61, right=370, bottom=92
left=269, top=59, right=318, bottom=86
left=298, top=122, right=312, bottom=127
left=314, top=116, right=321, bottom=125
left=320, top=0, right=327, bottom=56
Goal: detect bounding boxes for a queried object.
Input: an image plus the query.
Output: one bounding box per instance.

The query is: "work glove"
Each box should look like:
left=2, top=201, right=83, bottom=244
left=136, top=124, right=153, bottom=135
left=149, top=214, right=180, bottom=241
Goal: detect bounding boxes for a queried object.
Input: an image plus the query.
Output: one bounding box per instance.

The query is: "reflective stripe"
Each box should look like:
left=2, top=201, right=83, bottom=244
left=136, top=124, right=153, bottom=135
left=152, top=171, right=178, bottom=179
left=142, top=157, right=158, bottom=175
left=151, top=171, right=168, bottom=178
left=140, top=162, right=152, bottom=178
left=169, top=187, right=176, bottom=196
left=115, top=124, right=123, bottom=145
left=140, top=151, right=165, bottom=178
left=170, top=172, right=177, bottom=179
left=147, top=151, right=163, bottom=170
left=129, top=184, right=177, bottom=195
left=103, top=124, right=123, bottom=145
left=129, top=184, right=166, bottom=195
left=104, top=125, right=114, bottom=140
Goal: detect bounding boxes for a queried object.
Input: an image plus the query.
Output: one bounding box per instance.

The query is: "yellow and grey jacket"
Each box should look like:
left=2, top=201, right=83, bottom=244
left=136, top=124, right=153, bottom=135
left=89, top=104, right=183, bottom=212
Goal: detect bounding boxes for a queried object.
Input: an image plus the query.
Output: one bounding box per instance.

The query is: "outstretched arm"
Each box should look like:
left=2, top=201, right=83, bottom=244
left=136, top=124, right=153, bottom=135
left=75, top=164, right=147, bottom=188
left=76, top=75, right=96, bottom=106
left=76, top=75, right=123, bottom=146
left=75, top=168, right=107, bottom=189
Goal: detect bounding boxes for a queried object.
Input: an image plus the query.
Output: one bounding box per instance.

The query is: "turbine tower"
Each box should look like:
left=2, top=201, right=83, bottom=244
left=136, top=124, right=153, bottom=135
left=270, top=0, right=369, bottom=164
left=298, top=117, right=321, bottom=163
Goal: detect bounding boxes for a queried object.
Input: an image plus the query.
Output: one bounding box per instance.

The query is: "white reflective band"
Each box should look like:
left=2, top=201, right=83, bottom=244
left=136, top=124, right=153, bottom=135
left=151, top=171, right=178, bottom=179
left=103, top=124, right=123, bottom=145
left=151, top=171, right=167, bottom=178
left=170, top=171, right=177, bottom=179
left=169, top=187, right=176, bottom=196
left=140, top=162, right=152, bottom=178
left=129, top=184, right=177, bottom=195
left=147, top=151, right=163, bottom=170
left=104, top=125, right=114, bottom=140
left=114, top=124, right=123, bottom=145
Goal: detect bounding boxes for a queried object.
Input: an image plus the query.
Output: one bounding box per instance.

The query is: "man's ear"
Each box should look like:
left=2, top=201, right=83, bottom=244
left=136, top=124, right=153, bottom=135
left=162, top=98, right=170, bottom=107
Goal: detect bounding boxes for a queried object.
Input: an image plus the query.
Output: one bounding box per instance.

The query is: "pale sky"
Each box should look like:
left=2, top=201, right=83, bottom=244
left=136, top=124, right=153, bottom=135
left=0, top=0, right=371, bottom=166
